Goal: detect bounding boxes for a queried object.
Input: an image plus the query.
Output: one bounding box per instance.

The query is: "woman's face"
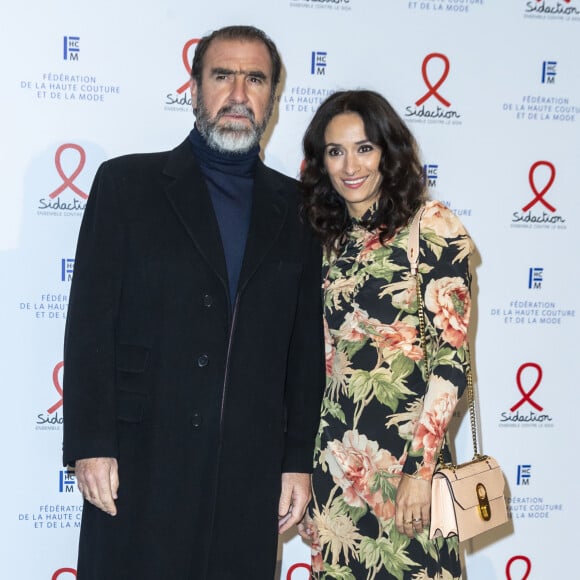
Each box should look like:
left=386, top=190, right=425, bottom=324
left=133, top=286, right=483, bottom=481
left=323, top=112, right=383, bottom=218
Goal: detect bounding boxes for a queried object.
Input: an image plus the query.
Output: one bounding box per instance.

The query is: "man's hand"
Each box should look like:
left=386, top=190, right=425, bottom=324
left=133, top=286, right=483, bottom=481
left=75, top=457, right=119, bottom=516
left=278, top=472, right=311, bottom=534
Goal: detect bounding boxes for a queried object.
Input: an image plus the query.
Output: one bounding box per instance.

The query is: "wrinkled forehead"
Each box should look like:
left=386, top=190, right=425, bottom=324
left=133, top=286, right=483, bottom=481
left=202, top=38, right=273, bottom=80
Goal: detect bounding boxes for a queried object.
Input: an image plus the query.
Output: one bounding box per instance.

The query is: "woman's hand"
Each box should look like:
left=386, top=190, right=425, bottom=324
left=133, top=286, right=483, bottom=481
left=297, top=510, right=317, bottom=545
left=395, top=474, right=431, bottom=538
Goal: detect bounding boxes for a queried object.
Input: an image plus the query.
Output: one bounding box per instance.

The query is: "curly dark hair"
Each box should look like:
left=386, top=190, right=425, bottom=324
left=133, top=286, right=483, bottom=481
left=301, top=90, right=427, bottom=253
left=191, top=25, right=282, bottom=103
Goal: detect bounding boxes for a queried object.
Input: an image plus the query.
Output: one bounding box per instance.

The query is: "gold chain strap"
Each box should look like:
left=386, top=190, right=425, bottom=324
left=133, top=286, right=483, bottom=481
left=415, top=276, right=430, bottom=380
left=465, top=348, right=480, bottom=458
left=412, top=210, right=480, bottom=463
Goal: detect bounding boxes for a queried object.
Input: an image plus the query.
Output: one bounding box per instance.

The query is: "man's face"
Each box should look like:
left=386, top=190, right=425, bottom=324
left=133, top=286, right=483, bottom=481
left=191, top=38, right=274, bottom=153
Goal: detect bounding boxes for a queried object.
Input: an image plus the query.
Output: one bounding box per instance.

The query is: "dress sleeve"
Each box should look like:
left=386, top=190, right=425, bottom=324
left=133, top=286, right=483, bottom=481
left=402, top=203, right=473, bottom=480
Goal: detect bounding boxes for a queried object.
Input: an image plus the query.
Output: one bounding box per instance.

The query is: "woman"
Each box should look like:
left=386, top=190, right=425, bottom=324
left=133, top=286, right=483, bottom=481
left=299, top=90, right=473, bottom=579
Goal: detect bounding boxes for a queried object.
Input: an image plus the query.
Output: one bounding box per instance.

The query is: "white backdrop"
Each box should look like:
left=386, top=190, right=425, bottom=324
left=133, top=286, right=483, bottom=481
left=1, top=1, right=579, bottom=578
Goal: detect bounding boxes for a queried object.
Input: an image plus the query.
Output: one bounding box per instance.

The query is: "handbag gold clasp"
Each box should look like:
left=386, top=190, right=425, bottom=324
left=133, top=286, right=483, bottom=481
left=476, top=483, right=491, bottom=521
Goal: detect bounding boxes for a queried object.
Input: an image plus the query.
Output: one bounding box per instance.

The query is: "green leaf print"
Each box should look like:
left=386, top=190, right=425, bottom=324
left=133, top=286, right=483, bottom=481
left=339, top=338, right=368, bottom=360
left=322, top=563, right=356, bottom=580
left=366, top=259, right=407, bottom=283
left=415, top=529, right=441, bottom=562
left=349, top=367, right=415, bottom=413
left=359, top=536, right=415, bottom=580
left=378, top=536, right=416, bottom=580
left=390, top=354, right=416, bottom=381
left=433, top=346, right=463, bottom=371
left=370, top=470, right=398, bottom=503
left=348, top=370, right=374, bottom=403
left=324, top=290, right=337, bottom=312
left=423, top=230, right=448, bottom=250
left=358, top=536, right=382, bottom=569
left=389, top=527, right=411, bottom=555
left=323, top=399, right=347, bottom=424
left=336, top=496, right=368, bottom=524
left=369, top=244, right=393, bottom=261
left=371, top=370, right=416, bottom=413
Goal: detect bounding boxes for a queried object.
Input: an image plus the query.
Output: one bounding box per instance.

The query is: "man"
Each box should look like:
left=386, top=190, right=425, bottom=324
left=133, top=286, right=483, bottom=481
left=63, top=25, right=324, bottom=579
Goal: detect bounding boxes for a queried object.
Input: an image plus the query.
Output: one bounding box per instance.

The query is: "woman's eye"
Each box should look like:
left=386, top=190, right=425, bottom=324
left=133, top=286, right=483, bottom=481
left=359, top=144, right=374, bottom=153
left=327, top=148, right=342, bottom=157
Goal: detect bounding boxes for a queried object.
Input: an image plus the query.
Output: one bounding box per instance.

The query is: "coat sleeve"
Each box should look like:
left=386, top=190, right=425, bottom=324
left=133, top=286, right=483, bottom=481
left=402, top=204, right=473, bottom=480
left=62, top=162, right=123, bottom=466
left=281, top=225, right=325, bottom=474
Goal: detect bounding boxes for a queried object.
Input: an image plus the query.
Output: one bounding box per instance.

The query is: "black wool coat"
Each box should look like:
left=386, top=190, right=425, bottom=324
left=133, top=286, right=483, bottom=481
left=62, top=139, right=325, bottom=579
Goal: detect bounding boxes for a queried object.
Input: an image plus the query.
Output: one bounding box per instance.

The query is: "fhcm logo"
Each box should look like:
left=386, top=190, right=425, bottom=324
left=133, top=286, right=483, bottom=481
left=311, top=51, right=327, bottom=75
left=59, top=469, right=76, bottom=493
left=63, top=36, right=80, bottom=61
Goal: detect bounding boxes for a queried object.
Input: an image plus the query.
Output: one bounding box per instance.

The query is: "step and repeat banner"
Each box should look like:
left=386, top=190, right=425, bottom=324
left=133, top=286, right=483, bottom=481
left=1, top=1, right=578, bottom=578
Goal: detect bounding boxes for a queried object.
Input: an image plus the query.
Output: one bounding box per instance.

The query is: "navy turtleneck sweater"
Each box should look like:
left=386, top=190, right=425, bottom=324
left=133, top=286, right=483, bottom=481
left=188, top=127, right=259, bottom=305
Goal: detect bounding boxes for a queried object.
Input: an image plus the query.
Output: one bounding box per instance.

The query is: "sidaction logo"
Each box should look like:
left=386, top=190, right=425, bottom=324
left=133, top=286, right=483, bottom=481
left=499, top=362, right=553, bottom=426
left=38, top=143, right=88, bottom=215
left=289, top=0, right=351, bottom=6
left=526, top=0, right=580, bottom=15
left=506, top=555, right=532, bottom=580
left=52, top=569, right=77, bottom=580
left=36, top=361, right=64, bottom=429
left=512, top=161, right=566, bottom=228
left=286, top=563, right=311, bottom=579
left=405, top=53, right=462, bottom=123
left=164, top=39, right=198, bottom=110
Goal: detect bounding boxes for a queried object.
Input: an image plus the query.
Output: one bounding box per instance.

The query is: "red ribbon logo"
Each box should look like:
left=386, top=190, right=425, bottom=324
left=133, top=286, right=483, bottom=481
left=52, top=568, right=77, bottom=580
left=522, top=160, right=556, bottom=213
left=49, top=144, right=88, bottom=200
left=176, top=38, right=200, bottom=94
left=286, top=563, right=311, bottom=579
left=506, top=555, right=532, bottom=580
left=415, top=53, right=451, bottom=108
left=510, top=362, right=543, bottom=413
left=47, top=361, right=64, bottom=415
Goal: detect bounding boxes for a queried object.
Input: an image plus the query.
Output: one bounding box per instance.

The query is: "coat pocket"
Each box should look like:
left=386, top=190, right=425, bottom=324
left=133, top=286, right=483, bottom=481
left=115, top=343, right=150, bottom=373
left=115, top=343, right=150, bottom=422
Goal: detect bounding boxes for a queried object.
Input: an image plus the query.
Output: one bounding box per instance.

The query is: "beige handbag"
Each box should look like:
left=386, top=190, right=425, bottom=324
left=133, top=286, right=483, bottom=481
left=407, top=206, right=509, bottom=542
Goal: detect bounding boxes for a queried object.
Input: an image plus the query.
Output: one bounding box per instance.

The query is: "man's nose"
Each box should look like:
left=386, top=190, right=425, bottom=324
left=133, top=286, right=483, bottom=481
left=229, top=76, right=248, bottom=103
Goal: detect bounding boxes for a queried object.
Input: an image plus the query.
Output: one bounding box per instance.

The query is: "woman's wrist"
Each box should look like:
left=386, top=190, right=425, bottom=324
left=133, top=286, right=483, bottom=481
left=401, top=471, right=431, bottom=482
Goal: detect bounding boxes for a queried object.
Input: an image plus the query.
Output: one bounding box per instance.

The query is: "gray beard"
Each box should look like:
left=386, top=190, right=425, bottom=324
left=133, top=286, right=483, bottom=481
left=195, top=98, right=270, bottom=154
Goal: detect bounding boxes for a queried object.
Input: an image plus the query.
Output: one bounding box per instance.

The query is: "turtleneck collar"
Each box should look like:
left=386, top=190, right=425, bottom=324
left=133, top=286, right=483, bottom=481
left=188, top=126, right=260, bottom=178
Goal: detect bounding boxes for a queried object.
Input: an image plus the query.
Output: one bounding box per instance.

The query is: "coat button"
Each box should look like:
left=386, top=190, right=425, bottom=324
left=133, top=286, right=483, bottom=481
left=202, top=294, right=213, bottom=307
left=196, top=354, right=209, bottom=368
left=191, top=411, right=203, bottom=428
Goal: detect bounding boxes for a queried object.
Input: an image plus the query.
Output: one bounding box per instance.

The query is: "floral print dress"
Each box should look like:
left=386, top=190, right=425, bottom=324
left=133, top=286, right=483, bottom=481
left=310, top=201, right=473, bottom=580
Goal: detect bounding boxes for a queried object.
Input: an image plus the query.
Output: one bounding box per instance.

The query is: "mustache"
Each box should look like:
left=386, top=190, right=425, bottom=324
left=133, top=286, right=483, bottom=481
left=216, top=104, right=256, bottom=123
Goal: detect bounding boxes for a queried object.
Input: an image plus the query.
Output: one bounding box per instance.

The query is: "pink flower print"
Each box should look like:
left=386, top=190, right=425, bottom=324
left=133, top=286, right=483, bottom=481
left=425, top=277, right=470, bottom=348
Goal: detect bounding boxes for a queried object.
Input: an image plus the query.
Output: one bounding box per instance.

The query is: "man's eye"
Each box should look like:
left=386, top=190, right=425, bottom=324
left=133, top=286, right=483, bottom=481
left=249, top=76, right=263, bottom=84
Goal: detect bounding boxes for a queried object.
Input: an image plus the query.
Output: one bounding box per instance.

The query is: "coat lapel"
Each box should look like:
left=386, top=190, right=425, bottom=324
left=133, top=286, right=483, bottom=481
left=162, top=139, right=228, bottom=290
left=238, top=161, right=289, bottom=294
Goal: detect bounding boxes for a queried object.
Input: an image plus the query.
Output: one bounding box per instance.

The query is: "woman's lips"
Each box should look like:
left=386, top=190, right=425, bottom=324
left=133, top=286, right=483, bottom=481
left=342, top=176, right=367, bottom=189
